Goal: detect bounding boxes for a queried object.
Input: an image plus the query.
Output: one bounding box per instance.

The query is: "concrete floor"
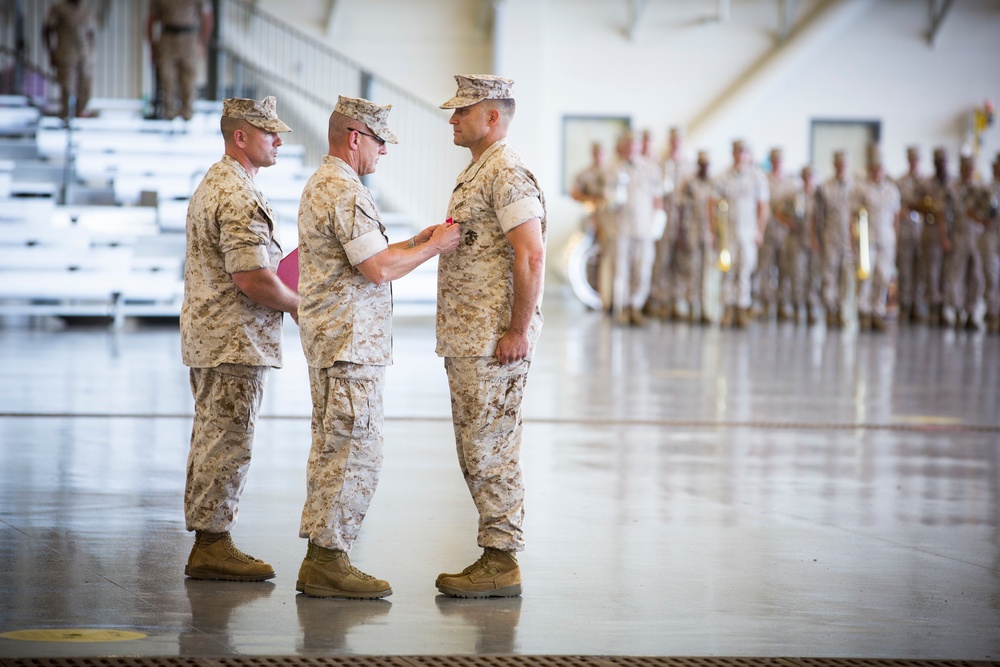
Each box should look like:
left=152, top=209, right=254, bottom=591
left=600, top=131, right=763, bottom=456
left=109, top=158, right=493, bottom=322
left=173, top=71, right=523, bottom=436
left=1, top=295, right=998, bottom=659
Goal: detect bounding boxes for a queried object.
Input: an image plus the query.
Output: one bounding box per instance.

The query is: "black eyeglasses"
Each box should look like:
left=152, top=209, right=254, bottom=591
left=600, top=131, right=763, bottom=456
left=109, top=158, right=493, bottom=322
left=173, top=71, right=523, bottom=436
left=348, top=127, right=385, bottom=147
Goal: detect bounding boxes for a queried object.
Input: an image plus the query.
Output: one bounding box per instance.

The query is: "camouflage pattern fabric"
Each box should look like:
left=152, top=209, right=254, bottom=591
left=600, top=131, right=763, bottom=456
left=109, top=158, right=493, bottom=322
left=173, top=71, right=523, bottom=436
left=944, top=180, right=988, bottom=314
left=298, top=156, right=392, bottom=368
left=181, top=155, right=285, bottom=369
left=817, top=176, right=855, bottom=312
left=853, top=179, right=901, bottom=317
left=445, top=356, right=529, bottom=553
left=185, top=363, right=268, bottom=532
left=436, top=138, right=545, bottom=359
left=44, top=1, right=95, bottom=117
left=299, top=363, right=385, bottom=551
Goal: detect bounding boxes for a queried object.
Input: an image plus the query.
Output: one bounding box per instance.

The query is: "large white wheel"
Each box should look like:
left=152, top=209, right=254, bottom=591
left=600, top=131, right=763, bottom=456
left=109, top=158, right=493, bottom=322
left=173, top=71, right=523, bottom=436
left=562, top=229, right=603, bottom=310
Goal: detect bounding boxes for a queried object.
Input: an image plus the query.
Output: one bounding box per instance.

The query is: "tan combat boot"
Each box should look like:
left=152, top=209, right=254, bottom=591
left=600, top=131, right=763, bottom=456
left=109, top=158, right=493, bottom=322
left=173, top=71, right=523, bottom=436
left=300, top=545, right=391, bottom=599
left=296, top=541, right=319, bottom=593
left=185, top=531, right=275, bottom=582
left=436, top=548, right=522, bottom=598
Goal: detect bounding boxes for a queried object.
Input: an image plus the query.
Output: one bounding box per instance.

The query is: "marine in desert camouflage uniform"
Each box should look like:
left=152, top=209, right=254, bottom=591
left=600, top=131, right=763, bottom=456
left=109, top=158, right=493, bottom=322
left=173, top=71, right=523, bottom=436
left=816, top=150, right=855, bottom=329
left=758, top=147, right=798, bottom=320
left=603, top=132, right=665, bottom=325
left=711, top=139, right=769, bottom=328
left=147, top=0, right=213, bottom=120
left=435, top=75, right=546, bottom=598
left=913, top=148, right=951, bottom=325
left=852, top=159, right=901, bottom=331
left=983, top=155, right=1000, bottom=333
left=180, top=96, right=299, bottom=582
left=672, top=150, right=714, bottom=323
left=777, top=166, right=821, bottom=325
left=942, top=155, right=990, bottom=329
left=294, top=96, right=459, bottom=599
left=43, top=0, right=96, bottom=119
left=894, top=146, right=924, bottom=323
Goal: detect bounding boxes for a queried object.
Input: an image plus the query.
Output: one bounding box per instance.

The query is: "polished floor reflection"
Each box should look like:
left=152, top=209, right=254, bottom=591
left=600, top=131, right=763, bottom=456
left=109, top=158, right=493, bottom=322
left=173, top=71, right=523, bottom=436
left=1, top=296, right=998, bottom=659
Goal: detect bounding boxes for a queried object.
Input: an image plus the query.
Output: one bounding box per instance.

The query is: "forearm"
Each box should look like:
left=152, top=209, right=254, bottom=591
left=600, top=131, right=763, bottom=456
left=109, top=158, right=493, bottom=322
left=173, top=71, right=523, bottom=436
left=232, top=268, right=299, bottom=314
left=357, top=239, right=439, bottom=286
left=507, top=247, right=544, bottom=335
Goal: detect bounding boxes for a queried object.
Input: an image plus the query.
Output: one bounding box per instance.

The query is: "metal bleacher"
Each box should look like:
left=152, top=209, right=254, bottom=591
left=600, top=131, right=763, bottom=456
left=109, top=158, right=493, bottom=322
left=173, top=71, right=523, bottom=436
left=0, top=94, right=437, bottom=329
left=0, top=96, right=315, bottom=328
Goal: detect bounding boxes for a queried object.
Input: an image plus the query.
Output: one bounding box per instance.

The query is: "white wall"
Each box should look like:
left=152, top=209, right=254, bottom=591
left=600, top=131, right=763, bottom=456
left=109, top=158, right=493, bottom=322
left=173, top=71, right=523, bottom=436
left=260, top=0, right=1000, bottom=286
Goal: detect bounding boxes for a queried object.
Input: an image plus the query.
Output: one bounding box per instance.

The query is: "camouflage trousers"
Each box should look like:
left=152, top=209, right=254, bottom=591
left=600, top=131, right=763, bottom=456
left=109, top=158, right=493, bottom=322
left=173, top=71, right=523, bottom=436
left=857, top=241, right=896, bottom=318
left=721, top=237, right=758, bottom=309
left=782, top=236, right=820, bottom=310
left=944, top=232, right=984, bottom=314
left=822, top=243, right=854, bottom=314
left=612, top=236, right=656, bottom=315
left=300, top=363, right=385, bottom=552
left=917, top=225, right=944, bottom=310
left=53, top=55, right=93, bottom=118
left=896, top=218, right=922, bottom=312
left=156, top=32, right=199, bottom=121
left=980, top=228, right=1000, bottom=318
left=445, top=356, right=529, bottom=553
left=646, top=224, right=676, bottom=312
left=757, top=221, right=788, bottom=307
left=670, top=239, right=705, bottom=310
left=185, top=363, right=268, bottom=533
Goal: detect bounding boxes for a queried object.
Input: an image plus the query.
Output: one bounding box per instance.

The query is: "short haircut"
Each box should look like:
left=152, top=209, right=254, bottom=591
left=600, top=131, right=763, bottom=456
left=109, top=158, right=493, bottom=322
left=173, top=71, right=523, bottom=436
left=221, top=116, right=250, bottom=143
left=484, top=98, right=516, bottom=125
left=327, top=110, right=353, bottom=145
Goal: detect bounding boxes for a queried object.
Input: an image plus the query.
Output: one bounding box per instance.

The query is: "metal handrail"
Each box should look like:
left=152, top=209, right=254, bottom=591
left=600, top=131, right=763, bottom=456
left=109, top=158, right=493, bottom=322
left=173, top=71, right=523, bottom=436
left=217, top=0, right=467, bottom=228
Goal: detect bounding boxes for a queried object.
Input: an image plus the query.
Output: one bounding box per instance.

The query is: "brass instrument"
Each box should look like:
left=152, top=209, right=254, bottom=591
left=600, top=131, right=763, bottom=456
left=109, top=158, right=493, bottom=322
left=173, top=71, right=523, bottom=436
left=716, top=199, right=732, bottom=273
left=794, top=192, right=806, bottom=220
left=856, top=206, right=871, bottom=281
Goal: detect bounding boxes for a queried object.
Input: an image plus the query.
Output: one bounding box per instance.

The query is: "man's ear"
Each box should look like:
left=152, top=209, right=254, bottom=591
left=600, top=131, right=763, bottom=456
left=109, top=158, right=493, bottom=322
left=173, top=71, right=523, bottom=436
left=487, top=108, right=501, bottom=127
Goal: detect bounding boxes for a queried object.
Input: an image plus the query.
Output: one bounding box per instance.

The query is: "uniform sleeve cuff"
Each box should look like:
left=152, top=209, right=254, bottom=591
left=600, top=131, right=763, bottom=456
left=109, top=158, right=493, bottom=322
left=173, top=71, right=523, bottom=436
left=497, top=197, right=544, bottom=234
left=344, top=229, right=389, bottom=266
left=225, top=245, right=270, bottom=274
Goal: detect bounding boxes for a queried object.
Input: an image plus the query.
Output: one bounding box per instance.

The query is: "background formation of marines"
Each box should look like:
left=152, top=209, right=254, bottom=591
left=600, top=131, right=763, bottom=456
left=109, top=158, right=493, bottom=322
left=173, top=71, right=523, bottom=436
left=575, top=130, right=1000, bottom=334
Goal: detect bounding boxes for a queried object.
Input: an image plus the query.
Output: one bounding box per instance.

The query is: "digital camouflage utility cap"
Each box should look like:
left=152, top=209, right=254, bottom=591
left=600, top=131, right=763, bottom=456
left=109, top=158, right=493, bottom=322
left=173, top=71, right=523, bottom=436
left=439, top=74, right=514, bottom=109
left=335, top=95, right=398, bottom=144
left=222, top=96, right=292, bottom=133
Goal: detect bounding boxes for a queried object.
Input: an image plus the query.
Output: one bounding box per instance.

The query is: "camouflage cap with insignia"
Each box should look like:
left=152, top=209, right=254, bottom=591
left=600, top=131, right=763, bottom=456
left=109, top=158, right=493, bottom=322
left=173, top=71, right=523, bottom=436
left=222, top=96, right=292, bottom=133
left=439, top=74, right=514, bottom=109
left=335, top=95, right=399, bottom=144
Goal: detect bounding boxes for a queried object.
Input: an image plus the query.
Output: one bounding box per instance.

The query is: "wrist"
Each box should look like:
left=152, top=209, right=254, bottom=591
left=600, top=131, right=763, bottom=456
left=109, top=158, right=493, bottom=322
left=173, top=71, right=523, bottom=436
left=408, top=236, right=416, bottom=248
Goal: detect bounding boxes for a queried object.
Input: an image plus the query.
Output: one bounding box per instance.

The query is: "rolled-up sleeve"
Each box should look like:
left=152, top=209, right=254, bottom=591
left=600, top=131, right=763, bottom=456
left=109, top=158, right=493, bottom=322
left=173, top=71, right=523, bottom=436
left=225, top=245, right=270, bottom=273
left=344, top=229, right=388, bottom=266
left=497, top=196, right=544, bottom=234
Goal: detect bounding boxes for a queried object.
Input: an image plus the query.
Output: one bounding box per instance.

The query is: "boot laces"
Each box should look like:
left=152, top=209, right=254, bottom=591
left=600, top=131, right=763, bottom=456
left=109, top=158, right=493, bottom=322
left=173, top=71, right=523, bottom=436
left=346, top=560, right=376, bottom=581
left=464, top=550, right=494, bottom=575
left=222, top=534, right=261, bottom=563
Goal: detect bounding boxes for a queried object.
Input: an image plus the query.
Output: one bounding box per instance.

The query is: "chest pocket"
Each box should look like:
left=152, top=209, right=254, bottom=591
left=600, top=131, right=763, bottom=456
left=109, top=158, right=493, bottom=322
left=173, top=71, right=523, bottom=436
left=355, top=196, right=388, bottom=242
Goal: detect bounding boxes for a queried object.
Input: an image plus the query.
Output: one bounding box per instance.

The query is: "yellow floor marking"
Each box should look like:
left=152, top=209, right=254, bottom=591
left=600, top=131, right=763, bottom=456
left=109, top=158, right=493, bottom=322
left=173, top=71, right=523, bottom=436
left=1, top=628, right=147, bottom=642
left=893, top=414, right=963, bottom=425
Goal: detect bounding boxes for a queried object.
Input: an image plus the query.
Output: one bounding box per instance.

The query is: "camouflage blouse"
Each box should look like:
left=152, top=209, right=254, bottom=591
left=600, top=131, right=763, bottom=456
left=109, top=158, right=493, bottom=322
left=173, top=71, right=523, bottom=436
left=181, top=155, right=284, bottom=368
left=436, top=139, right=546, bottom=359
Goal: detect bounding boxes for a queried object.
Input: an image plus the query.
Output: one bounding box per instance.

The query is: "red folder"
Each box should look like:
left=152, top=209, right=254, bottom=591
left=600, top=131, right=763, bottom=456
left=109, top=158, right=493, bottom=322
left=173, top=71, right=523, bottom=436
left=277, top=247, right=299, bottom=291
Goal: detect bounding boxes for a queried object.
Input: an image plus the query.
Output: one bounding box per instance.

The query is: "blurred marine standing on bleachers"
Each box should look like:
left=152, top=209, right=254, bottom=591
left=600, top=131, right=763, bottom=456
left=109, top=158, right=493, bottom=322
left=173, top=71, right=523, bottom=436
left=43, top=0, right=96, bottom=119
left=147, top=0, right=214, bottom=121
